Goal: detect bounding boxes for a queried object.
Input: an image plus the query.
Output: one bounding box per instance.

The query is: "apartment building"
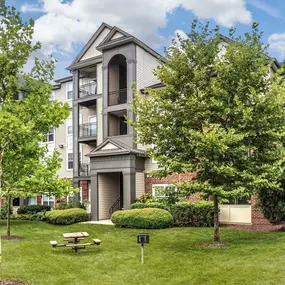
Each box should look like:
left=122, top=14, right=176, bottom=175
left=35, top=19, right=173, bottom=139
left=16, top=22, right=281, bottom=227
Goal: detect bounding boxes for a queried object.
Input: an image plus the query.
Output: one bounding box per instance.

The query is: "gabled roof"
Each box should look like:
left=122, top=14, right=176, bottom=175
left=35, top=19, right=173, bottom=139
left=69, top=22, right=112, bottom=68
left=99, top=26, right=131, bottom=46
left=87, top=138, right=145, bottom=157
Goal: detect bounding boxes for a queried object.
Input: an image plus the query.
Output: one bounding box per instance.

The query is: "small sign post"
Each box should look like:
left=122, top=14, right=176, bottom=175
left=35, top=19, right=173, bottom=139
left=137, top=234, right=150, bottom=264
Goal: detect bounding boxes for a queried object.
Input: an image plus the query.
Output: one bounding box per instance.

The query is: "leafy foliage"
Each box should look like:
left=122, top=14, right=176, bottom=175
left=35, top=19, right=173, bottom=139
left=132, top=20, right=285, bottom=241
left=171, top=202, right=214, bottom=227
left=17, top=205, right=51, bottom=215
left=45, top=208, right=88, bottom=225
left=0, top=2, right=77, bottom=235
left=135, top=193, right=156, bottom=203
left=0, top=202, right=13, bottom=219
left=130, top=202, right=170, bottom=211
left=55, top=200, right=87, bottom=210
left=111, top=208, right=173, bottom=229
left=257, top=187, right=285, bottom=224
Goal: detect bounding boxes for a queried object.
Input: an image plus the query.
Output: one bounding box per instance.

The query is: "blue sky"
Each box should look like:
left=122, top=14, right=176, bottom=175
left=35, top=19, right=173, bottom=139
left=9, top=0, right=285, bottom=79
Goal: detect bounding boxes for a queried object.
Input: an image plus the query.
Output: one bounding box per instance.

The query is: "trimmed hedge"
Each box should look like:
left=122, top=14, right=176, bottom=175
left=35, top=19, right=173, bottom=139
left=17, top=205, right=51, bottom=215
left=130, top=202, right=170, bottom=211
left=11, top=212, right=46, bottom=221
left=45, top=208, right=88, bottom=225
left=172, top=202, right=214, bottom=227
left=111, top=208, right=173, bottom=229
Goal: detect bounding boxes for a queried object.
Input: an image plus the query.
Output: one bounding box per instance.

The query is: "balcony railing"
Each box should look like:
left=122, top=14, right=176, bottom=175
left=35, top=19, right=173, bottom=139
left=79, top=123, right=97, bottom=138
left=108, top=88, right=127, bottom=106
left=79, top=82, right=97, bottom=98
left=79, top=163, right=90, bottom=177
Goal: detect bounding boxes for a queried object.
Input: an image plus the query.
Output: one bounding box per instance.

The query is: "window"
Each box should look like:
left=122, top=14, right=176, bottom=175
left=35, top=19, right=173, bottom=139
left=67, top=82, right=73, bottom=100
left=42, top=193, right=55, bottom=208
left=152, top=184, right=176, bottom=198
left=68, top=153, right=73, bottom=170
left=43, top=127, right=54, bottom=142
left=27, top=197, right=36, bottom=205
left=67, top=117, right=73, bottom=135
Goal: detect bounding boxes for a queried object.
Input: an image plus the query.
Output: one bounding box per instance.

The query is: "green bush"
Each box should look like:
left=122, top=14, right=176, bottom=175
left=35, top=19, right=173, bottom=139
left=130, top=202, right=170, bottom=212
left=171, top=202, right=214, bottom=227
left=111, top=208, right=173, bottom=229
left=55, top=200, right=86, bottom=210
left=0, top=202, right=13, bottom=220
left=45, top=208, right=88, bottom=225
left=11, top=212, right=47, bottom=221
left=135, top=193, right=156, bottom=203
left=17, top=205, right=51, bottom=215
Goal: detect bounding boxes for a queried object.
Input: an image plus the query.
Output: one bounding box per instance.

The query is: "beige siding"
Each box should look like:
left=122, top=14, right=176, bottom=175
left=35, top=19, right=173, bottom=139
left=137, top=143, right=148, bottom=151
left=98, top=173, right=120, bottom=220
left=136, top=46, right=160, bottom=90
left=53, top=81, right=72, bottom=178
left=80, top=27, right=111, bottom=61
left=136, top=172, right=145, bottom=198
left=220, top=205, right=252, bottom=224
left=144, top=158, right=158, bottom=172
left=111, top=32, right=124, bottom=40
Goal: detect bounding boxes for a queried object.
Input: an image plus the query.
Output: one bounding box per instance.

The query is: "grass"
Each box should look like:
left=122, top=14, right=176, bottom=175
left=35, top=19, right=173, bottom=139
left=1, top=221, right=285, bottom=285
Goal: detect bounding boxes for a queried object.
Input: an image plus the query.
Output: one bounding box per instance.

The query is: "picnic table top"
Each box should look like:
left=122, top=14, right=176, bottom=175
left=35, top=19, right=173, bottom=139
left=63, top=232, right=89, bottom=238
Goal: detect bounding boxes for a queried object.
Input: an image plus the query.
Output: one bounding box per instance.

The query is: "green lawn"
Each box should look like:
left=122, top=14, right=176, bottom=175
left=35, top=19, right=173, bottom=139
left=1, top=221, right=285, bottom=285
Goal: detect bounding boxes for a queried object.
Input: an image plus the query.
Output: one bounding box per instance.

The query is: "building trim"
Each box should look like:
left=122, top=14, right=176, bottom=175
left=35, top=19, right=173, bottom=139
left=67, top=55, right=103, bottom=71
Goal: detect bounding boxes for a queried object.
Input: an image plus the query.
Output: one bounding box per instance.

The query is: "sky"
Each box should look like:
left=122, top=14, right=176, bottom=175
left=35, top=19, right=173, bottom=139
left=8, top=0, right=285, bottom=79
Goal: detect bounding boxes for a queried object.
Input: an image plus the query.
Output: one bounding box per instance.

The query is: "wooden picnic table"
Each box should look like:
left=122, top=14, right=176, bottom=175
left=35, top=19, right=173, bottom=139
left=63, top=232, right=89, bottom=244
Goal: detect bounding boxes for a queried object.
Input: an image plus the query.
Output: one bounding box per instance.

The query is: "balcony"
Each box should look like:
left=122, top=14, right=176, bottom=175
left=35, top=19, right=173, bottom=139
left=79, top=163, right=90, bottom=177
left=79, top=82, right=97, bottom=98
left=78, top=123, right=97, bottom=143
left=108, top=88, right=127, bottom=106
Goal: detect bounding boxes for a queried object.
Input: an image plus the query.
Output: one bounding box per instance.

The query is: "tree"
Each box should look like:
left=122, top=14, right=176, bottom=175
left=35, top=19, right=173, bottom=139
left=0, top=1, right=76, bottom=236
left=132, top=20, right=285, bottom=243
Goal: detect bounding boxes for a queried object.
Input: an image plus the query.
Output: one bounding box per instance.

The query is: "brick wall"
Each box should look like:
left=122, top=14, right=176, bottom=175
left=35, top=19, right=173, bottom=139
left=80, top=180, right=89, bottom=201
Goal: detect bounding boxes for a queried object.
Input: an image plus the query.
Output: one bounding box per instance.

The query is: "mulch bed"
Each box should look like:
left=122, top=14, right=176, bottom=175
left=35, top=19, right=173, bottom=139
left=0, top=280, right=30, bottom=285
left=0, top=236, right=24, bottom=240
left=221, top=224, right=285, bottom=232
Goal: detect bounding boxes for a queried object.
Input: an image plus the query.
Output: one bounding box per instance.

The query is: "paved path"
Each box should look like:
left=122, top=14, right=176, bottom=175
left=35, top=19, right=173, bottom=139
left=82, top=219, right=114, bottom=225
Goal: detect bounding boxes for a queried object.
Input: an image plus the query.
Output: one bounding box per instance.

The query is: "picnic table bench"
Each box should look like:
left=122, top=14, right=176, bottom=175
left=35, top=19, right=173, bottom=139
left=50, top=232, right=102, bottom=253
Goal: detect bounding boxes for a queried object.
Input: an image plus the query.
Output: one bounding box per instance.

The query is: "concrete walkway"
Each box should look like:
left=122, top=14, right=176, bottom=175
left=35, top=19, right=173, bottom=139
left=82, top=219, right=114, bottom=225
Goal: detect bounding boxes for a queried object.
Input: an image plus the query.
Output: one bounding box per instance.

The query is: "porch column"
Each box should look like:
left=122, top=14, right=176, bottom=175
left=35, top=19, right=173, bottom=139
left=73, top=70, right=80, bottom=178
left=19, top=198, right=24, bottom=207
left=90, top=173, right=99, bottom=221
left=123, top=171, right=136, bottom=210
left=102, top=65, right=108, bottom=139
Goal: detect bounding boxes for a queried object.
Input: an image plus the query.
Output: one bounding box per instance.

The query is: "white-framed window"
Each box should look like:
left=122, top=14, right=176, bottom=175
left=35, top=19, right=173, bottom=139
left=152, top=184, right=176, bottom=198
left=43, top=127, right=54, bottom=142
left=67, top=117, right=73, bottom=135
left=67, top=153, right=73, bottom=170
left=42, top=193, right=55, bottom=208
left=67, top=187, right=83, bottom=203
left=27, top=197, right=36, bottom=206
left=67, top=82, right=73, bottom=100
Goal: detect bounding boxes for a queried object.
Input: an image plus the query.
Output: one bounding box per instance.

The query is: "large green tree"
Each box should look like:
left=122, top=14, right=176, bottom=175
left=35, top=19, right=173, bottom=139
left=132, top=21, right=285, bottom=242
left=0, top=1, right=76, bottom=236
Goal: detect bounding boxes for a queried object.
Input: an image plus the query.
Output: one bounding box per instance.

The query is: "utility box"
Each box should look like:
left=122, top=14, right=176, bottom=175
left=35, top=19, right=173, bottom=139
left=137, top=234, right=150, bottom=244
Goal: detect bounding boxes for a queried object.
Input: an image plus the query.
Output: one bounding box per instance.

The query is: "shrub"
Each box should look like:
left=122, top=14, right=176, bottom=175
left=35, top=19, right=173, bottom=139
left=17, top=205, right=51, bottom=215
left=257, top=187, right=285, bottom=224
left=111, top=208, right=173, bottom=229
left=135, top=193, right=156, bottom=203
left=0, top=202, right=13, bottom=220
left=55, top=200, right=87, bottom=210
left=171, top=202, right=214, bottom=227
left=11, top=212, right=47, bottom=221
left=130, top=202, right=170, bottom=212
left=45, top=208, right=88, bottom=225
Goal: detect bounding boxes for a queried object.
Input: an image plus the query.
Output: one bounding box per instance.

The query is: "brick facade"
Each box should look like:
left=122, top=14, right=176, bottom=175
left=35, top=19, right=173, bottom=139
left=80, top=180, right=89, bottom=201
left=145, top=172, right=282, bottom=229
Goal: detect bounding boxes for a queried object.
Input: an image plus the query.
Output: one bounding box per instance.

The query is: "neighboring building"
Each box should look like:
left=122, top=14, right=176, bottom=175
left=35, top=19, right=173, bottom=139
left=8, top=22, right=282, bottom=228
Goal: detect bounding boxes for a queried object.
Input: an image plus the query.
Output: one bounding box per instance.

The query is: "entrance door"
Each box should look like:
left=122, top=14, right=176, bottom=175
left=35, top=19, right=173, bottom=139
left=88, top=116, right=97, bottom=137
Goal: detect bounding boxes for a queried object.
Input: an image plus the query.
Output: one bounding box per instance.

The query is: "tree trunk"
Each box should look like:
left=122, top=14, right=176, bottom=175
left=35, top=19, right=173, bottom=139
left=7, top=196, right=11, bottom=236
left=213, top=194, right=220, bottom=242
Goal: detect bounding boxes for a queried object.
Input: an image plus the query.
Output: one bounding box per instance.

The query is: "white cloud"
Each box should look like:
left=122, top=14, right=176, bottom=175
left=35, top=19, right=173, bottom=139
left=249, top=0, right=283, bottom=19
left=268, top=33, right=285, bottom=58
left=21, top=0, right=252, bottom=56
